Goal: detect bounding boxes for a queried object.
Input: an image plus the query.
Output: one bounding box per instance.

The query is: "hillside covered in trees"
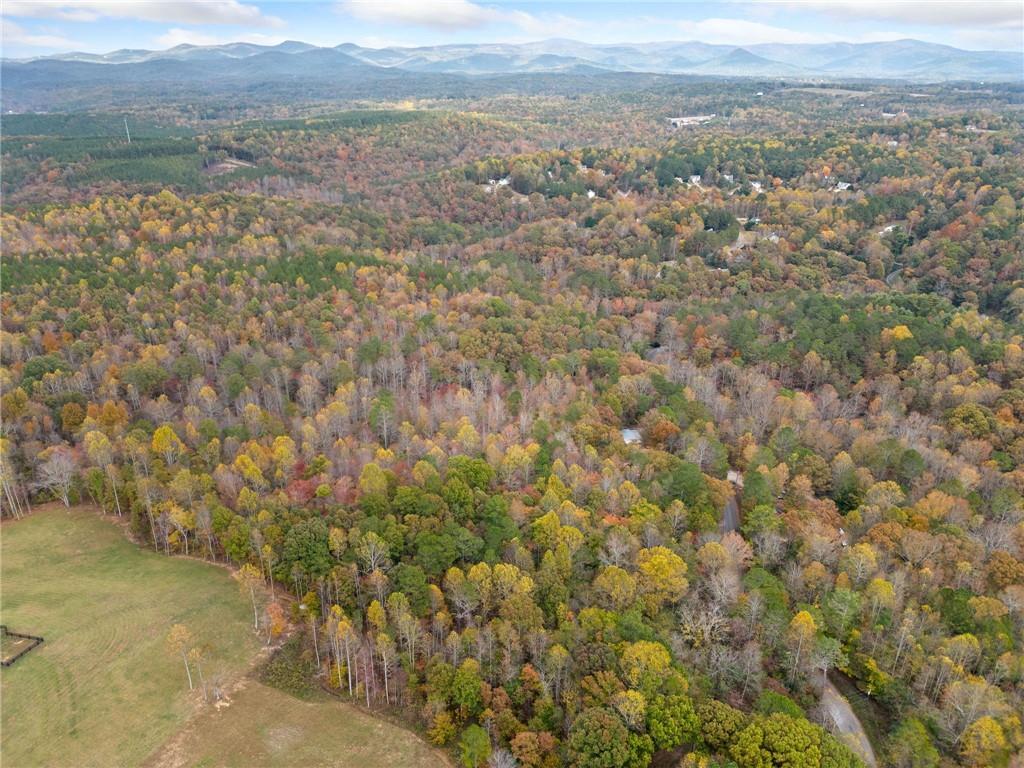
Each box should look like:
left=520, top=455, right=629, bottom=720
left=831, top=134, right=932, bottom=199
left=2, top=79, right=1023, bottom=768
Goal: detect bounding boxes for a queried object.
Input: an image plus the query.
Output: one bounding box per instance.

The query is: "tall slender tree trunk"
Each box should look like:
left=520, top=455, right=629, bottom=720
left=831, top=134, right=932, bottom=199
left=791, top=637, right=803, bottom=681
left=892, top=627, right=908, bottom=673
left=250, top=587, right=259, bottom=630
left=2, top=479, right=23, bottom=519
left=351, top=640, right=358, bottom=698
left=311, top=619, right=320, bottom=666
left=196, top=658, right=207, bottom=700
left=181, top=651, right=193, bottom=690
left=145, top=500, right=158, bottom=549
left=344, top=638, right=353, bottom=696
left=363, top=650, right=371, bottom=707
left=108, top=467, right=122, bottom=516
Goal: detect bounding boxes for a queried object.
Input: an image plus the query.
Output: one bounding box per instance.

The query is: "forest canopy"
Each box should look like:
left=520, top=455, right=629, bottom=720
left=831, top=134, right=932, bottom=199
left=2, top=81, right=1023, bottom=768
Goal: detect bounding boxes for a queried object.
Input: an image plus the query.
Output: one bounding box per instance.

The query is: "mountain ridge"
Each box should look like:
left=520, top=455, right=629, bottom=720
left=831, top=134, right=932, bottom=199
left=8, top=37, right=1021, bottom=81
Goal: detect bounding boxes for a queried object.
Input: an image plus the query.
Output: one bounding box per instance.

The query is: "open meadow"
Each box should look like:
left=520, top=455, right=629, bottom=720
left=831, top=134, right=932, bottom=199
left=0, top=506, right=261, bottom=767
left=147, top=680, right=449, bottom=768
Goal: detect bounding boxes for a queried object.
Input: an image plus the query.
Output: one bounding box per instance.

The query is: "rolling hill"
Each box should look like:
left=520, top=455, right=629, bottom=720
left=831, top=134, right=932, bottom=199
left=10, top=37, right=1020, bottom=81
left=3, top=37, right=1019, bottom=111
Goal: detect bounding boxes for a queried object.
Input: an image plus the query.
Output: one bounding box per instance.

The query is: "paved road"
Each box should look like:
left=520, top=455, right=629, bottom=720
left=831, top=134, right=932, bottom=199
left=821, top=680, right=878, bottom=768
left=719, top=495, right=740, bottom=533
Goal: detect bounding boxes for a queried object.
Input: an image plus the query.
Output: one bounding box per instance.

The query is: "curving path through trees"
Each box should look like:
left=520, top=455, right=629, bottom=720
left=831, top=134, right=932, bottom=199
left=718, top=481, right=877, bottom=768
left=822, top=678, right=878, bottom=768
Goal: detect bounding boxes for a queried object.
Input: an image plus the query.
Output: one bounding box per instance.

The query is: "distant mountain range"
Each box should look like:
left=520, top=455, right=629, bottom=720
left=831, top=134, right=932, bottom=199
left=3, top=38, right=1019, bottom=111
left=8, top=37, right=1022, bottom=81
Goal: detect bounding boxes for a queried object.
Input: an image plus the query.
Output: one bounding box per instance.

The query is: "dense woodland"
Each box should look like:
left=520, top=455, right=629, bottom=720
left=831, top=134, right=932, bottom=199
left=2, top=80, right=1023, bottom=768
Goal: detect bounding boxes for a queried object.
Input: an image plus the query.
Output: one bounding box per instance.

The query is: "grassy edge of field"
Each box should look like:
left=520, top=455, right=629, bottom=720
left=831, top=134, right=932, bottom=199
left=145, top=614, right=453, bottom=768
left=0, top=503, right=264, bottom=767
left=114, top=513, right=454, bottom=768
left=145, top=676, right=455, bottom=768
left=1, top=502, right=450, bottom=768
left=312, top=666, right=458, bottom=768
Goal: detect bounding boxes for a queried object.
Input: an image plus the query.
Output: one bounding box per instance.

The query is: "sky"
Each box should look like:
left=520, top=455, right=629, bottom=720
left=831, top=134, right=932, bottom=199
left=2, top=0, right=1022, bottom=58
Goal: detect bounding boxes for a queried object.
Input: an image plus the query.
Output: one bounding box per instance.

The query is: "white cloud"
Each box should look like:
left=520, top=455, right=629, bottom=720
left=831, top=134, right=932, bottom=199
left=154, top=27, right=287, bottom=48
left=2, top=18, right=80, bottom=48
left=788, top=0, right=1023, bottom=51
left=338, top=0, right=501, bottom=30
left=4, top=1, right=284, bottom=28
left=155, top=27, right=222, bottom=47
left=676, top=18, right=829, bottom=45
left=948, top=26, right=1024, bottom=51
left=671, top=18, right=906, bottom=46
left=335, top=0, right=564, bottom=35
left=795, top=1, right=1022, bottom=29
left=349, top=34, right=430, bottom=49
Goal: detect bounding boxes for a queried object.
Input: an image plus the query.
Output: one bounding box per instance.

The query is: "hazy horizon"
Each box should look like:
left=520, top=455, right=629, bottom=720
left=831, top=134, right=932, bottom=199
left=9, top=34, right=1023, bottom=60
left=3, top=1, right=1022, bottom=59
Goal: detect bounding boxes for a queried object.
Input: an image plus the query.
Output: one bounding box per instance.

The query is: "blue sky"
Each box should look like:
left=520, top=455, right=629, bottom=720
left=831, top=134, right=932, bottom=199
left=3, top=1, right=1022, bottom=57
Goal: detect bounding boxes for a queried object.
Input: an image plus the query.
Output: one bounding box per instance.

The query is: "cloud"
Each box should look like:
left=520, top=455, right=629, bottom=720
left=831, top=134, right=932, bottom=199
left=795, top=1, right=1022, bottom=29
left=4, top=1, right=284, bottom=28
left=671, top=18, right=897, bottom=45
left=336, top=0, right=557, bottom=34
left=2, top=19, right=80, bottom=48
left=154, top=28, right=287, bottom=48
left=350, top=34, right=432, bottom=49
left=789, top=0, right=1023, bottom=51
left=951, top=26, right=1024, bottom=51
left=338, top=0, right=501, bottom=30
left=675, top=18, right=835, bottom=45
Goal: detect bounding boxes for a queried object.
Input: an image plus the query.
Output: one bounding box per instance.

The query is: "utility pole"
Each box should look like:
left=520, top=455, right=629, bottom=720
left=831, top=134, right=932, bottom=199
left=124, top=117, right=131, bottom=144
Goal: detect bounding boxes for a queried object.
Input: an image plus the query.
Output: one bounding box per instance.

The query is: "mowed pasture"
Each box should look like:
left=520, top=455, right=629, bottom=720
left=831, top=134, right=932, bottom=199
left=148, top=681, right=450, bottom=768
left=0, top=506, right=261, bottom=768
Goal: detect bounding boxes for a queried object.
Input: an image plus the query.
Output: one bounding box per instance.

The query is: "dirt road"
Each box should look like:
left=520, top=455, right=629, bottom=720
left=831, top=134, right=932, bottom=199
left=719, top=495, right=740, bottom=533
left=822, top=679, right=878, bottom=768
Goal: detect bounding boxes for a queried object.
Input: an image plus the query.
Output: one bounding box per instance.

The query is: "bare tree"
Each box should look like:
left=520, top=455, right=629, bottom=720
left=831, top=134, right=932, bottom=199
left=34, top=448, right=77, bottom=507
left=0, top=449, right=30, bottom=519
left=167, top=624, right=195, bottom=690
left=489, top=748, right=518, bottom=768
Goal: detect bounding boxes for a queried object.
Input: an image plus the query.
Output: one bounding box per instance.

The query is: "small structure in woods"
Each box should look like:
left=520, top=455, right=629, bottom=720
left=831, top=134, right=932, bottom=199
left=667, top=114, right=716, bottom=128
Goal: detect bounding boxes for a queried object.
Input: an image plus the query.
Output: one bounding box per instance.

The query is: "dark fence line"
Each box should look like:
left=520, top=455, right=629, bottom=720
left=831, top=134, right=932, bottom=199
left=1, top=625, right=44, bottom=667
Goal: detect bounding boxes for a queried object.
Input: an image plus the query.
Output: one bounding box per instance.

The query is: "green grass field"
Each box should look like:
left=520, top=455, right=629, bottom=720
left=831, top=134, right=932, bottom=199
left=0, top=506, right=262, bottom=768
left=147, top=681, right=449, bottom=768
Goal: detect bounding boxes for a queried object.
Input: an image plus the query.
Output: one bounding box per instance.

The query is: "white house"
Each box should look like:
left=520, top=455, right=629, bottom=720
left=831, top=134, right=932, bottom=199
left=667, top=114, right=716, bottom=128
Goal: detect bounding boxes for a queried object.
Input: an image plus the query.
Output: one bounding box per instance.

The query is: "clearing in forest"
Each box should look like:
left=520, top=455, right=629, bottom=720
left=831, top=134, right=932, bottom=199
left=0, top=506, right=261, bottom=768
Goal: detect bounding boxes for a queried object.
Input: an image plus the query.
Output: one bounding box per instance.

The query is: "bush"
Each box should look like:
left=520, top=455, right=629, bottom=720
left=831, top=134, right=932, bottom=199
left=755, top=690, right=804, bottom=719
left=258, top=634, right=317, bottom=699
